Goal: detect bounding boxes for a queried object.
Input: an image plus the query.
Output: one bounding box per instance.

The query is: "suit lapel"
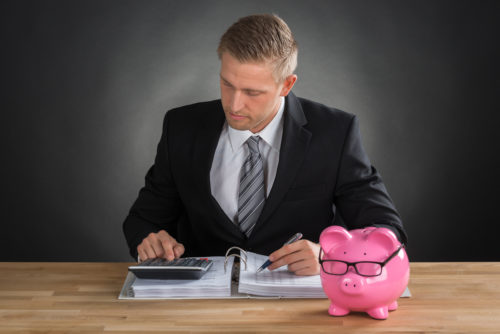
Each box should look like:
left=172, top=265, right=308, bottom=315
left=193, top=102, right=243, bottom=236
left=255, top=93, right=311, bottom=231
left=194, top=104, right=224, bottom=192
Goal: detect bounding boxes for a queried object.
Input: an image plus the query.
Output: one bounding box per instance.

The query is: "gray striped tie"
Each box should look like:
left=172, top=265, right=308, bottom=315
left=238, top=136, right=265, bottom=237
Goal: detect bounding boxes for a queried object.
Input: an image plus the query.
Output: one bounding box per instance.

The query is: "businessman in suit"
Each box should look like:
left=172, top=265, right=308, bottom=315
left=123, top=14, right=407, bottom=275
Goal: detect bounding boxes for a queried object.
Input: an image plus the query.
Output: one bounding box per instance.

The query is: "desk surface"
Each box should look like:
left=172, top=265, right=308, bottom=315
left=0, top=262, right=499, bottom=333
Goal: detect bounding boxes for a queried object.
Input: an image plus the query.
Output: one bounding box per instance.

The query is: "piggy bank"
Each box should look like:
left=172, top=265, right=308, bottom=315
left=319, top=226, right=409, bottom=320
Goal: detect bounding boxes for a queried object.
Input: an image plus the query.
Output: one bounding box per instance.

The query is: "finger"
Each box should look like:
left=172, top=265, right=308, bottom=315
left=269, top=240, right=306, bottom=262
left=173, top=243, right=185, bottom=258
left=294, top=264, right=320, bottom=276
left=161, top=239, right=176, bottom=261
left=137, top=245, right=148, bottom=262
left=156, top=230, right=180, bottom=260
left=268, top=250, right=302, bottom=271
left=269, top=240, right=320, bottom=271
left=293, top=258, right=321, bottom=275
left=149, top=230, right=178, bottom=260
left=141, top=240, right=157, bottom=259
left=268, top=240, right=310, bottom=270
left=268, top=245, right=292, bottom=263
left=287, top=257, right=321, bottom=275
left=287, top=242, right=321, bottom=275
left=148, top=235, right=165, bottom=258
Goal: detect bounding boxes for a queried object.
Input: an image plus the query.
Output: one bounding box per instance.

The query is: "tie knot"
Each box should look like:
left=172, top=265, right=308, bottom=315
left=247, top=136, right=260, bottom=154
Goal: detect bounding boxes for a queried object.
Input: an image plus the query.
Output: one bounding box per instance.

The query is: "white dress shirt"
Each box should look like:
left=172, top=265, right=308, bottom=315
left=210, top=96, right=285, bottom=223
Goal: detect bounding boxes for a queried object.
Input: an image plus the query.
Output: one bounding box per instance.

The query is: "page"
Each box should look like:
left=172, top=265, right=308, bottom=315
left=130, top=256, right=233, bottom=298
left=238, top=251, right=327, bottom=298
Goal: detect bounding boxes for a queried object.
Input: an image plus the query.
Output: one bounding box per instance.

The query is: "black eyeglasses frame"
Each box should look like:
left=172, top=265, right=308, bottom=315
left=319, top=244, right=404, bottom=277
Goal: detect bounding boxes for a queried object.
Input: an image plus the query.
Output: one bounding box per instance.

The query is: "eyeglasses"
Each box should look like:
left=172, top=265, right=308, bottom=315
left=319, top=244, right=404, bottom=277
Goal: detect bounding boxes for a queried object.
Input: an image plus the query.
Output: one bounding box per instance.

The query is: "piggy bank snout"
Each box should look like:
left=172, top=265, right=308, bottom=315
left=340, top=275, right=365, bottom=295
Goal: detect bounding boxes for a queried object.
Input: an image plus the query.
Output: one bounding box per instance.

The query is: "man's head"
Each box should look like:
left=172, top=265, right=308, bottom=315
left=217, top=14, right=298, bottom=83
left=217, top=14, right=298, bottom=133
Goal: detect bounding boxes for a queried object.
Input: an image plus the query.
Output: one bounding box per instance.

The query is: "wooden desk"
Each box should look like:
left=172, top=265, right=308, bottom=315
left=0, top=262, right=499, bottom=333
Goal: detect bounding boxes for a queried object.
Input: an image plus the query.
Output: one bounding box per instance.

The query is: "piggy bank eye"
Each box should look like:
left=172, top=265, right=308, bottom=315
left=364, top=252, right=367, bottom=256
left=343, top=251, right=347, bottom=254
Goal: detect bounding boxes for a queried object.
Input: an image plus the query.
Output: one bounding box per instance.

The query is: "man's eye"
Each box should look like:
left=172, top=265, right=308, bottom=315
left=246, top=91, right=261, bottom=96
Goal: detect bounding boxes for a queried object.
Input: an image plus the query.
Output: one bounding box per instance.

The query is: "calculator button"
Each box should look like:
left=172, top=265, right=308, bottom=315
left=140, top=259, right=154, bottom=266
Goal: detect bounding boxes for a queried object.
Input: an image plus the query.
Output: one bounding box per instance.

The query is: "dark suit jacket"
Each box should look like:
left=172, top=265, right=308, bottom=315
left=123, top=92, right=407, bottom=259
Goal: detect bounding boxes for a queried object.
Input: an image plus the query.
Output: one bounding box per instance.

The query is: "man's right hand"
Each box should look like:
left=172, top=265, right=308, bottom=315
left=137, top=230, right=185, bottom=261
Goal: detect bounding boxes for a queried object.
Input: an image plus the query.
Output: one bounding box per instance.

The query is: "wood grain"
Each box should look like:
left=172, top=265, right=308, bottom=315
left=1, top=262, right=499, bottom=333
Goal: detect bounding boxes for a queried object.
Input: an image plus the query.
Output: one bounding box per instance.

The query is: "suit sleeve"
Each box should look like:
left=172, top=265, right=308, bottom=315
left=122, top=112, right=185, bottom=259
left=334, top=115, right=408, bottom=244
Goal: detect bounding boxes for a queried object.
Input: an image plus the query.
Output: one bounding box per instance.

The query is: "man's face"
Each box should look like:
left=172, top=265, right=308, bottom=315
left=220, top=52, right=296, bottom=133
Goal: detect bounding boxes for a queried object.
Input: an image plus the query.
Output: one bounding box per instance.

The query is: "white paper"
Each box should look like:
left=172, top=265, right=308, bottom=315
left=130, top=256, right=233, bottom=298
left=238, top=251, right=327, bottom=298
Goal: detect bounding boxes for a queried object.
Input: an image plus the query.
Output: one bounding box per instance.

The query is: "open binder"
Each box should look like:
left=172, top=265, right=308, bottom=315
left=119, top=247, right=327, bottom=299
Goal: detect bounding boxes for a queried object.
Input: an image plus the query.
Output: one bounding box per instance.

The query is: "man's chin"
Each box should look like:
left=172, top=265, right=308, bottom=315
left=225, top=115, right=251, bottom=131
left=226, top=120, right=250, bottom=131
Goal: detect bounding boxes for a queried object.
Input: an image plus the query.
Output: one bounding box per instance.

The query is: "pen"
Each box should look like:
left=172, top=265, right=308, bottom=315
left=256, top=232, right=303, bottom=273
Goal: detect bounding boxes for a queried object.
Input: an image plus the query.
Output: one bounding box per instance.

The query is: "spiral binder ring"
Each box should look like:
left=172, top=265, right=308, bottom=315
left=224, top=246, right=247, bottom=273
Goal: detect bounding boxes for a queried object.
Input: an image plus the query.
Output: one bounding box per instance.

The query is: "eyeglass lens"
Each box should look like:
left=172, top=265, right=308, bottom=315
left=321, top=261, right=382, bottom=276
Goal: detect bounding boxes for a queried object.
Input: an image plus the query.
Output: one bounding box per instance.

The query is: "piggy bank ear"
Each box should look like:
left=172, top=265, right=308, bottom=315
left=319, top=226, right=352, bottom=254
left=366, top=227, right=400, bottom=252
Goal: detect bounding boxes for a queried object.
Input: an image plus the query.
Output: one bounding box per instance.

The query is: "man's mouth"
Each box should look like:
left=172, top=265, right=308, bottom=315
left=229, top=112, right=247, bottom=120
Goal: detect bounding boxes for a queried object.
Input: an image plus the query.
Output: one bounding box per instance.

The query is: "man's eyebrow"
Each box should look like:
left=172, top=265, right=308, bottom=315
left=220, top=75, right=233, bottom=86
left=243, top=87, right=266, bottom=94
left=220, top=75, right=266, bottom=93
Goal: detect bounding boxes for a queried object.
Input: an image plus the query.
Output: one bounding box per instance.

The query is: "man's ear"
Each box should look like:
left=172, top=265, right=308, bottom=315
left=280, top=74, right=297, bottom=96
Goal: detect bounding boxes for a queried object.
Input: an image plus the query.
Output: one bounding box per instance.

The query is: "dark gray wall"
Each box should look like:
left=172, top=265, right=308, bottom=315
left=1, top=0, right=499, bottom=261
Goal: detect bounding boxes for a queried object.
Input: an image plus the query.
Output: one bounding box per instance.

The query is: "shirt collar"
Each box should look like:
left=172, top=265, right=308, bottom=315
left=227, top=96, right=285, bottom=153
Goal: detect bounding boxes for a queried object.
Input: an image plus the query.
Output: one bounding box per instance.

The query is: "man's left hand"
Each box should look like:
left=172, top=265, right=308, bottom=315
left=266, top=239, right=321, bottom=276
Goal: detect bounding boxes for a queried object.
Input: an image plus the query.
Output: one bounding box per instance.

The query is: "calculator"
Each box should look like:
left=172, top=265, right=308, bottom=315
left=128, top=257, right=213, bottom=280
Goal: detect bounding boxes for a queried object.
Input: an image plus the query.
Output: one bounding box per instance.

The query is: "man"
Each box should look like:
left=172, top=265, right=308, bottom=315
left=123, top=14, right=407, bottom=276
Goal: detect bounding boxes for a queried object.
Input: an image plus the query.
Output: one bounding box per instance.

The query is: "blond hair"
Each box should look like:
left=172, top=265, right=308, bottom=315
left=217, top=14, right=298, bottom=82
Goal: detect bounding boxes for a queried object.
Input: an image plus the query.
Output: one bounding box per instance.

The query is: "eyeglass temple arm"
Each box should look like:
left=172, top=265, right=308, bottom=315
left=381, top=244, right=404, bottom=265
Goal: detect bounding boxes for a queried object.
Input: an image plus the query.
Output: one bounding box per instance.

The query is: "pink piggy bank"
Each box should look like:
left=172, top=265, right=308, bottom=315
left=319, top=226, right=409, bottom=320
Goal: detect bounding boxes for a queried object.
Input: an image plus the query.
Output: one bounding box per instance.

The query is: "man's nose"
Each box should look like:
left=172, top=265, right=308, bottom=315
left=230, top=91, right=244, bottom=112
